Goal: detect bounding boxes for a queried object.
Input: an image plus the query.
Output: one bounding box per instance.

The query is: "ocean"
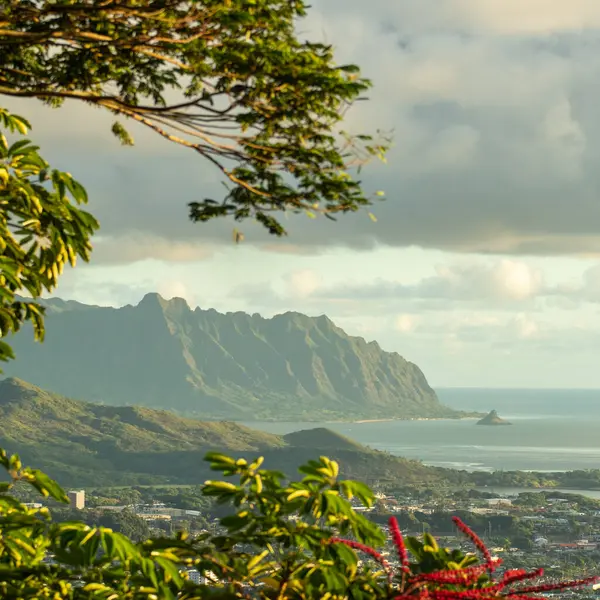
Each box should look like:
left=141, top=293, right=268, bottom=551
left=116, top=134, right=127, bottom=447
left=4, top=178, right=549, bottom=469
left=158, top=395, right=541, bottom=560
left=244, top=388, right=600, bottom=473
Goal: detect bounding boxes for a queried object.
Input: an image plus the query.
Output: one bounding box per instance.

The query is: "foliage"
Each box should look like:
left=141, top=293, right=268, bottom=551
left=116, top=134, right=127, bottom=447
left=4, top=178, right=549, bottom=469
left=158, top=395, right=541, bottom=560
left=0, top=379, right=468, bottom=490
left=0, top=377, right=283, bottom=453
left=0, top=109, right=98, bottom=364
left=1, top=447, right=599, bottom=600
left=335, top=515, right=599, bottom=600
left=0, top=0, right=390, bottom=237
left=472, top=469, right=600, bottom=491
left=51, top=507, right=152, bottom=543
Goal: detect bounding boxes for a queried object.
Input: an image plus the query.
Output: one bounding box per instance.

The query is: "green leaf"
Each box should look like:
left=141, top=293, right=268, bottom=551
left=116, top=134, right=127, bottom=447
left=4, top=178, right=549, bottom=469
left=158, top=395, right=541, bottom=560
left=204, top=452, right=237, bottom=465
left=7, top=113, right=31, bottom=134
left=140, top=556, right=159, bottom=588
left=155, top=556, right=184, bottom=587
left=7, top=139, right=35, bottom=157
left=101, top=529, right=116, bottom=558
left=25, top=469, right=68, bottom=503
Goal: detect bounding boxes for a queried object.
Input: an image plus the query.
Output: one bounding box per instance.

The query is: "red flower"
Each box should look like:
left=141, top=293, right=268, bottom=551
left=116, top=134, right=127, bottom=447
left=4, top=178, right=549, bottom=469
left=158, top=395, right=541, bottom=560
left=389, top=517, right=410, bottom=573
left=330, top=537, right=392, bottom=581
left=451, top=517, right=495, bottom=572
left=507, top=575, right=599, bottom=596
left=413, top=565, right=487, bottom=586
left=328, top=517, right=599, bottom=599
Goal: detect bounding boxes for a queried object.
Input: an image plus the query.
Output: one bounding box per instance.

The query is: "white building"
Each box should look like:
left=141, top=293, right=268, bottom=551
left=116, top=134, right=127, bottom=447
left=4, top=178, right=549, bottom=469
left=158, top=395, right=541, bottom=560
left=68, top=490, right=85, bottom=510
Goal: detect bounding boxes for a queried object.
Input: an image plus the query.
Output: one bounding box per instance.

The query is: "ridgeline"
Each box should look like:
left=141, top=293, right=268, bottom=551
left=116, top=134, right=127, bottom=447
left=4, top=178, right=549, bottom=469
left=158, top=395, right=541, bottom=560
left=6, top=294, right=465, bottom=421
left=0, top=378, right=465, bottom=488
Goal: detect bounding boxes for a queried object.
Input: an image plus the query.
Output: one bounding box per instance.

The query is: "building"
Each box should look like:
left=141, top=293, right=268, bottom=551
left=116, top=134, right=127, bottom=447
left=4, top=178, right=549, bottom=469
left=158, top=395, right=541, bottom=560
left=68, top=490, right=85, bottom=510
left=186, top=570, right=219, bottom=585
left=486, top=498, right=513, bottom=508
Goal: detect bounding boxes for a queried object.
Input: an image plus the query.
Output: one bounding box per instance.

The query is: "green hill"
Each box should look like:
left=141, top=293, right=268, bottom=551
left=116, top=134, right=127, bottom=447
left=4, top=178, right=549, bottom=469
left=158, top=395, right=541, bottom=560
left=283, top=428, right=366, bottom=451
left=0, top=379, right=460, bottom=488
left=0, top=378, right=283, bottom=452
left=5, top=294, right=463, bottom=421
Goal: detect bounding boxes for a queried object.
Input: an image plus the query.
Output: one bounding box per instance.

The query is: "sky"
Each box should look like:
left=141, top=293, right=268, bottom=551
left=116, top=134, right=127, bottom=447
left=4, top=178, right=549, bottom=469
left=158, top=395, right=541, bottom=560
left=7, top=0, right=600, bottom=388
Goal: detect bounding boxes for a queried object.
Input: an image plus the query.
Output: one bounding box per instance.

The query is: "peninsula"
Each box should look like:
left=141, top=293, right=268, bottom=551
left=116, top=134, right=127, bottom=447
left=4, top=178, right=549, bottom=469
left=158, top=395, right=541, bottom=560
left=5, top=294, right=466, bottom=422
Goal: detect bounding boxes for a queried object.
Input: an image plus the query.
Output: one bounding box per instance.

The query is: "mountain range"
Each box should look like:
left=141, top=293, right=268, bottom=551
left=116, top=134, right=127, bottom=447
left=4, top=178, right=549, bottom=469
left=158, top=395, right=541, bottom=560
left=0, top=378, right=466, bottom=488
left=5, top=294, right=461, bottom=421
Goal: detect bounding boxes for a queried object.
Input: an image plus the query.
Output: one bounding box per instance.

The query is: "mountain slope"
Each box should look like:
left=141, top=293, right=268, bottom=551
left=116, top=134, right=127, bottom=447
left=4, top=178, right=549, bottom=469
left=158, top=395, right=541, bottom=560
left=0, top=379, right=461, bottom=488
left=283, top=428, right=365, bottom=451
left=0, top=378, right=284, bottom=452
left=5, top=294, right=458, bottom=420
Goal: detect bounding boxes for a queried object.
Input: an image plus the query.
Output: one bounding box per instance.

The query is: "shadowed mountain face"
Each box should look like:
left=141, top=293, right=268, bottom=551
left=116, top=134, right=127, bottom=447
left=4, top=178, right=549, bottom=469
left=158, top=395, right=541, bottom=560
left=5, top=294, right=457, bottom=421
left=0, top=378, right=461, bottom=488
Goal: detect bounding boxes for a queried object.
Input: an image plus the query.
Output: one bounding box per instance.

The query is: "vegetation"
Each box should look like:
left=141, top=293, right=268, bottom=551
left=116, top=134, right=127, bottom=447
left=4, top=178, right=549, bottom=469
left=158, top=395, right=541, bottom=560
left=6, top=294, right=464, bottom=421
left=4, top=377, right=600, bottom=494
left=0, top=108, right=97, bottom=366
left=0, top=377, right=468, bottom=487
left=1, top=447, right=597, bottom=600
left=472, top=469, right=600, bottom=491
left=0, top=0, right=390, bottom=379
left=0, top=0, right=389, bottom=240
left=1, top=3, right=596, bottom=599
left=50, top=507, right=152, bottom=543
left=0, top=377, right=283, bottom=452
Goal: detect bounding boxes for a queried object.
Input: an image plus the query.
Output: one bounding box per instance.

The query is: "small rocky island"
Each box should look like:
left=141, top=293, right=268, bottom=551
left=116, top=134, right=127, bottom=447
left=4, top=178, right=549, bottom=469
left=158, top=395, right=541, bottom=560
left=476, top=410, right=512, bottom=426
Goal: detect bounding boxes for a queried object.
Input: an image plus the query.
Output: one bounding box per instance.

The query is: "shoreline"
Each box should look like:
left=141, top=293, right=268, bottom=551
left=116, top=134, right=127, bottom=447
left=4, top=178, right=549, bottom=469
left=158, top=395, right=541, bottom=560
left=240, top=415, right=482, bottom=425
left=351, top=415, right=482, bottom=424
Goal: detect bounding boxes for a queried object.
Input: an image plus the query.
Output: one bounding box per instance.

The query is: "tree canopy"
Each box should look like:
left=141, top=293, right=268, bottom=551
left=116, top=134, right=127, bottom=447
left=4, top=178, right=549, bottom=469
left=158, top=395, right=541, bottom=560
left=0, top=0, right=389, bottom=237
left=0, top=108, right=98, bottom=364
left=0, top=0, right=389, bottom=363
left=1, top=448, right=596, bottom=599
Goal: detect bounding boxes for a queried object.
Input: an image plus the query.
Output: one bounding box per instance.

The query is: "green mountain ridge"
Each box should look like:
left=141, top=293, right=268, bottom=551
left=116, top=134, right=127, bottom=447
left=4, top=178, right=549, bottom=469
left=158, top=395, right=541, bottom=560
left=6, top=294, right=461, bottom=421
left=0, top=378, right=462, bottom=488
left=0, top=377, right=283, bottom=452
left=283, top=428, right=365, bottom=451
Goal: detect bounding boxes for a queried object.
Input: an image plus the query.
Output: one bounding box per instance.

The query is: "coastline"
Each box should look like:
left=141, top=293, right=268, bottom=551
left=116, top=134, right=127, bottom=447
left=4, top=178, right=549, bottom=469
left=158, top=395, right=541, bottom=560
left=239, top=415, right=482, bottom=425
left=352, top=416, right=480, bottom=424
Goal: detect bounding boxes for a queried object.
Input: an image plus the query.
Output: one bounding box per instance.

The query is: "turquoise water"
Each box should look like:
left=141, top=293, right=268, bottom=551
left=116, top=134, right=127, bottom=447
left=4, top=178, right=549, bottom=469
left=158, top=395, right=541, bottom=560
left=244, top=388, right=600, bottom=472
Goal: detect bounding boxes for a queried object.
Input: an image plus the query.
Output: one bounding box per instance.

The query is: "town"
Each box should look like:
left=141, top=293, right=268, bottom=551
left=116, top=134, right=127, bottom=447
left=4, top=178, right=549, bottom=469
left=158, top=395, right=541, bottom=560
left=19, top=483, right=600, bottom=596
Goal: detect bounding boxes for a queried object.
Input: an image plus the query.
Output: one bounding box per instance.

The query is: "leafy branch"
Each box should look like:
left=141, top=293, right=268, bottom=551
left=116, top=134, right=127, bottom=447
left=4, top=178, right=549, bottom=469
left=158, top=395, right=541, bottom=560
left=0, top=0, right=391, bottom=236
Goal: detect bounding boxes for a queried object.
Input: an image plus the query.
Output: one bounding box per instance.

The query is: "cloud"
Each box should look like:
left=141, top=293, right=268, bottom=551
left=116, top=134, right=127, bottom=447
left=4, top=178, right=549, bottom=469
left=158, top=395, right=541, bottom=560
left=50, top=272, right=154, bottom=307
left=314, top=259, right=545, bottom=307
left=447, top=312, right=543, bottom=344
left=275, top=13, right=600, bottom=256
left=394, top=314, right=420, bottom=333
left=581, top=264, right=600, bottom=300
left=156, top=280, right=196, bottom=305
left=229, top=257, right=600, bottom=325
left=549, top=263, right=600, bottom=304
left=7, top=2, right=600, bottom=260
left=309, top=1, right=600, bottom=36
left=281, top=269, right=323, bottom=299
left=91, top=234, right=215, bottom=265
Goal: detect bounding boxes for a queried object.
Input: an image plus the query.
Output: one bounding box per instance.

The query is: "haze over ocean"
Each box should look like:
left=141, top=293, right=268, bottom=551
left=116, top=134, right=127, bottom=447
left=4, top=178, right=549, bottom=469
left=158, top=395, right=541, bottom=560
left=246, top=388, right=600, bottom=473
